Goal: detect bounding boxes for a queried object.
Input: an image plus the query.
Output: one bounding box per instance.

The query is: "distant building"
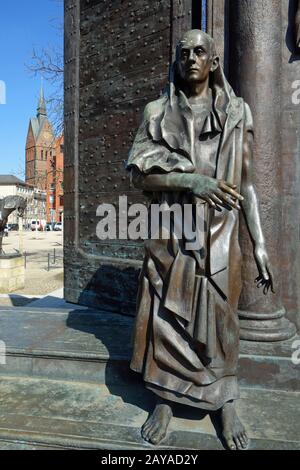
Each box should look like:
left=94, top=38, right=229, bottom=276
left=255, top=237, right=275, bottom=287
left=0, top=175, right=46, bottom=226
left=46, top=134, right=64, bottom=224
left=25, top=87, right=64, bottom=224
left=25, top=87, right=55, bottom=191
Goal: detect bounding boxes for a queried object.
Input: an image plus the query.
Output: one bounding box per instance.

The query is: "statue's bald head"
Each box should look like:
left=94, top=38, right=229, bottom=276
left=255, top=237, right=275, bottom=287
left=175, top=29, right=219, bottom=87
left=177, top=30, right=217, bottom=59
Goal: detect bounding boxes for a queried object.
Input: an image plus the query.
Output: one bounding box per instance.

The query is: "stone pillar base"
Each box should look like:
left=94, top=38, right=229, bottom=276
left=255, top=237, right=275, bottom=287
left=0, top=255, right=25, bottom=293
left=238, top=308, right=297, bottom=342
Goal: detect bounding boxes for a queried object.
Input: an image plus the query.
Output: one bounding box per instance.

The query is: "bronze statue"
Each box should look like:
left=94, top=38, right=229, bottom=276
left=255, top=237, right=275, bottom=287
left=0, top=196, right=27, bottom=254
left=127, top=30, right=274, bottom=450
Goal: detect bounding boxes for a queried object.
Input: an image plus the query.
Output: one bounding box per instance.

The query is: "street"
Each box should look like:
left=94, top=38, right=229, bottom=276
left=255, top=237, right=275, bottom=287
left=0, top=230, right=63, bottom=305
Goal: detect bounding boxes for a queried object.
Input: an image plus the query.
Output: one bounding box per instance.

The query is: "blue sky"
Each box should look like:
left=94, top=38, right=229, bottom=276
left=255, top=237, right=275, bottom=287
left=0, top=0, right=63, bottom=178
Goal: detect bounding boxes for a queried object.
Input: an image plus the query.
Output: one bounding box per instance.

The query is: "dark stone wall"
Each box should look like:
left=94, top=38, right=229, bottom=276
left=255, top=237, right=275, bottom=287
left=64, top=0, right=299, bottom=330
left=64, top=0, right=193, bottom=314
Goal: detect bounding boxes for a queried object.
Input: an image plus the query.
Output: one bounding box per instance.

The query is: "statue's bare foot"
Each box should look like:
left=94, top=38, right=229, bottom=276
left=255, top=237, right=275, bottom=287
left=221, top=401, right=249, bottom=450
left=142, top=399, right=173, bottom=445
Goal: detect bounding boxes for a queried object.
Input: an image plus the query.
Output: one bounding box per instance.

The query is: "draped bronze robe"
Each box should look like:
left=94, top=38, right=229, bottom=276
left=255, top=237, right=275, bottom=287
left=127, top=65, right=253, bottom=410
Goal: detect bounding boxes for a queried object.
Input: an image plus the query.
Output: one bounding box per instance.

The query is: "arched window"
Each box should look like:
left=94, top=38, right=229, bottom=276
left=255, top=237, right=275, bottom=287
left=41, top=150, right=44, bottom=160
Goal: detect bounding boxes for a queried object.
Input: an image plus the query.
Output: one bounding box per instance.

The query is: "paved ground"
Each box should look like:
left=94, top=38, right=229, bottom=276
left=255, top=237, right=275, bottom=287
left=0, top=231, right=63, bottom=306
left=0, top=305, right=298, bottom=450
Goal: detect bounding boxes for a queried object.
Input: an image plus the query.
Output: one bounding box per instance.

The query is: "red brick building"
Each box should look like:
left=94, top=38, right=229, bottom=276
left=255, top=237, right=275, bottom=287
left=25, top=87, right=55, bottom=190
left=25, top=87, right=64, bottom=225
left=46, top=134, right=64, bottom=225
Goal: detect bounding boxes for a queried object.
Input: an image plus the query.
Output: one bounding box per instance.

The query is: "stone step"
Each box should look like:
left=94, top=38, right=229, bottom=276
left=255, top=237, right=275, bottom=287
left=239, top=336, right=300, bottom=392
left=0, top=375, right=299, bottom=450
left=0, top=306, right=298, bottom=391
left=0, top=306, right=135, bottom=386
left=0, top=440, right=65, bottom=450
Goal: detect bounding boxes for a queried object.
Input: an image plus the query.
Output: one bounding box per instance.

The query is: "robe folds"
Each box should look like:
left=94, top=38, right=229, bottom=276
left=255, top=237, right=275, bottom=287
left=126, top=65, right=253, bottom=410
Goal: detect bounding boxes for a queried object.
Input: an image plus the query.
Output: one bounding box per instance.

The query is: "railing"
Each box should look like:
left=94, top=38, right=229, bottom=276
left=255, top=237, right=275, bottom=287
left=24, top=248, right=63, bottom=271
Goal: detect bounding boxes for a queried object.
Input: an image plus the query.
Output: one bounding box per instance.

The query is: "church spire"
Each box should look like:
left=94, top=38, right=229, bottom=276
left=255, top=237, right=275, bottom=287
left=37, top=84, right=47, bottom=119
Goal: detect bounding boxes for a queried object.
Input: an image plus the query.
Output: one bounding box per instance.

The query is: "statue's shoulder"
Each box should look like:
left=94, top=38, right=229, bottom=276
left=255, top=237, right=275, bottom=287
left=143, top=94, right=169, bottom=121
left=241, top=100, right=254, bottom=132
left=229, top=96, right=246, bottom=113
left=229, top=96, right=253, bottom=131
left=234, top=97, right=253, bottom=119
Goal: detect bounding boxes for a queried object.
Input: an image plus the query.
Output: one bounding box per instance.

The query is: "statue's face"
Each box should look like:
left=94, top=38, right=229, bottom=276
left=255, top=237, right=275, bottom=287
left=177, top=30, right=217, bottom=84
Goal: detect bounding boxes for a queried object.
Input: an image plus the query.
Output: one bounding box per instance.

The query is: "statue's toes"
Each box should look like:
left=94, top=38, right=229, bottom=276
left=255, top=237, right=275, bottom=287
left=233, top=434, right=244, bottom=450
left=148, top=424, right=165, bottom=446
left=224, top=432, right=237, bottom=450
left=141, top=419, right=153, bottom=441
left=240, top=431, right=249, bottom=449
left=224, top=428, right=249, bottom=451
left=234, top=423, right=249, bottom=450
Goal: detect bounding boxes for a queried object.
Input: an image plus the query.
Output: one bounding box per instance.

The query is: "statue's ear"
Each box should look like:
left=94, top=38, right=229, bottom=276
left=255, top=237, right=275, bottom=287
left=210, top=55, right=220, bottom=73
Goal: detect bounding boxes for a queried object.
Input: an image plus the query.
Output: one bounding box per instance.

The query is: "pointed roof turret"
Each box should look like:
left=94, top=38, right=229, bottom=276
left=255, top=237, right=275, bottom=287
left=27, top=84, right=54, bottom=143
left=37, top=84, right=47, bottom=119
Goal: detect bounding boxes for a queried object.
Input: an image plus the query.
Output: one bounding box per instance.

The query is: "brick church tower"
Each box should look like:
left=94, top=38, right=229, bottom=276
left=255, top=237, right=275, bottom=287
left=25, top=87, right=55, bottom=190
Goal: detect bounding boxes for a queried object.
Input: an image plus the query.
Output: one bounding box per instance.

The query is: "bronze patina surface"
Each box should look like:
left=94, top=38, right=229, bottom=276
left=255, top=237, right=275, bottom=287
left=0, top=196, right=26, bottom=255
left=127, top=29, right=275, bottom=450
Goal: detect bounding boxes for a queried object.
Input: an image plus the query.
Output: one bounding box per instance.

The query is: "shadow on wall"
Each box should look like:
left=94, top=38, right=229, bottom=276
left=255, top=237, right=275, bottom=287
left=287, top=0, right=300, bottom=62
left=77, top=264, right=140, bottom=317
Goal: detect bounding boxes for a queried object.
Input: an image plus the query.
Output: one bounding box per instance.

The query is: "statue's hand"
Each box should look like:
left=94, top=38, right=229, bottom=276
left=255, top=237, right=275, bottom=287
left=191, top=176, right=243, bottom=211
left=254, top=244, right=275, bottom=294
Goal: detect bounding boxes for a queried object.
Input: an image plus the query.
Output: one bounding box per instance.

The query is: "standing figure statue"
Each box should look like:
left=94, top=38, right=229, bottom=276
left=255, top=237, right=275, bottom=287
left=126, top=30, right=274, bottom=450
left=0, top=196, right=27, bottom=254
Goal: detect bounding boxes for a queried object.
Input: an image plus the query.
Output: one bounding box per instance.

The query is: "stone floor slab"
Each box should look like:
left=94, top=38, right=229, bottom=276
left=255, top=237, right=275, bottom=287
left=0, top=376, right=298, bottom=450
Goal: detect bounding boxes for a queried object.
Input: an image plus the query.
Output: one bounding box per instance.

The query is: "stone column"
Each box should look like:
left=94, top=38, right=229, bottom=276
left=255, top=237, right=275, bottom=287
left=228, top=0, right=296, bottom=341
left=206, top=0, right=227, bottom=69
left=18, top=216, right=24, bottom=255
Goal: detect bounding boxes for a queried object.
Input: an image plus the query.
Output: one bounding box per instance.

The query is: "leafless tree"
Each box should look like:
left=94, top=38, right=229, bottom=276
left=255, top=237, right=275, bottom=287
left=26, top=0, right=64, bottom=135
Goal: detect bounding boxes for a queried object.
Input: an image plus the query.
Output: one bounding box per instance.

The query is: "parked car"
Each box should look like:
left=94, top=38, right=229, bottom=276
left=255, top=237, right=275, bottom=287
left=45, top=223, right=52, bottom=231
left=54, top=222, right=63, bottom=231
left=30, top=220, right=44, bottom=231
left=7, top=223, right=19, bottom=231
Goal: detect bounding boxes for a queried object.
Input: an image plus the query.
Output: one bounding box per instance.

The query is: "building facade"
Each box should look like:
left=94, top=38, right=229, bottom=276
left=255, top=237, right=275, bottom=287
left=0, top=175, right=46, bottom=226
left=46, top=134, right=64, bottom=225
left=25, top=87, right=55, bottom=191
left=25, top=87, right=64, bottom=225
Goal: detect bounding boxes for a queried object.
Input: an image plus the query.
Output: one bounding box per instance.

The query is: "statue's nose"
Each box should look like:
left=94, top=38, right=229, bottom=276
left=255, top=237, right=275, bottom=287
left=188, top=50, right=196, bottom=62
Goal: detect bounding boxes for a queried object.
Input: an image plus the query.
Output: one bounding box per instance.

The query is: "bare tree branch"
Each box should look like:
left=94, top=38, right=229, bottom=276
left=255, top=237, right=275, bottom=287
left=26, top=0, right=64, bottom=136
